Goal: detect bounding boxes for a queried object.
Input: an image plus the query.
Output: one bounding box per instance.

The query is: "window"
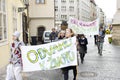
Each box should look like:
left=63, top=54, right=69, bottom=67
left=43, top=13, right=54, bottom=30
left=55, top=15, right=59, bottom=20
left=55, top=0, right=58, bottom=2
left=36, top=0, right=45, bottom=4
left=55, top=6, right=58, bottom=11
left=61, top=0, right=66, bottom=3
left=0, top=0, right=7, bottom=41
left=12, top=6, right=17, bottom=32
left=69, top=6, right=74, bottom=12
left=69, top=0, right=74, bottom=3
left=61, top=15, right=67, bottom=20
left=69, top=15, right=75, bottom=18
left=45, top=32, right=50, bottom=37
left=61, top=6, right=66, bottom=12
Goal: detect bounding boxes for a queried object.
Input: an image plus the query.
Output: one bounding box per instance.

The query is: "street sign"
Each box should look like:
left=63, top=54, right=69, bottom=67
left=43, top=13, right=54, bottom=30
left=18, top=7, right=26, bottom=12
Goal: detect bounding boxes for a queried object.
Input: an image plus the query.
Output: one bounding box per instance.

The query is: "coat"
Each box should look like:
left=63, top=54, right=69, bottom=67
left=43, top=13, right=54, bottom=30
left=78, top=38, right=88, bottom=53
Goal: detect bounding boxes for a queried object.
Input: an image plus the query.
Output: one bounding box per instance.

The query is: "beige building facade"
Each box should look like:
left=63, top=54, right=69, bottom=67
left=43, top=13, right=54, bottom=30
left=0, top=0, right=27, bottom=70
left=29, top=0, right=55, bottom=43
left=90, top=0, right=97, bottom=21
left=112, top=0, right=120, bottom=45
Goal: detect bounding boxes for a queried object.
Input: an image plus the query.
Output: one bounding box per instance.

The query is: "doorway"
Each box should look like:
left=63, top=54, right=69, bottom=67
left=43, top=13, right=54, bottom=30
left=37, top=26, right=45, bottom=44
left=22, top=13, right=28, bottom=45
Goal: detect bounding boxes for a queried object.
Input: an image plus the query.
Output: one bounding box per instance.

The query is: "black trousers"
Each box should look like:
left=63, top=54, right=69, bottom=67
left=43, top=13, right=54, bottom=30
left=80, top=53, right=85, bottom=61
left=62, top=66, right=77, bottom=80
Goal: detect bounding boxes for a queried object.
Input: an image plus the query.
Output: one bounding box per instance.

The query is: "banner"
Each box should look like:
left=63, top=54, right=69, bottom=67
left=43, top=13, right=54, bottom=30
left=21, top=37, right=77, bottom=72
left=68, top=17, right=99, bottom=35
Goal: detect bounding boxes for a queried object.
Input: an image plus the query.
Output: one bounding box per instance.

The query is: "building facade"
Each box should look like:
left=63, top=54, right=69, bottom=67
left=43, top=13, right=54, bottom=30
left=55, top=0, right=97, bottom=29
left=112, top=0, right=120, bottom=45
left=55, top=0, right=78, bottom=29
left=90, top=0, right=97, bottom=21
left=0, top=0, right=26, bottom=70
left=78, top=0, right=91, bottom=21
left=97, top=7, right=105, bottom=26
left=29, top=0, right=55, bottom=43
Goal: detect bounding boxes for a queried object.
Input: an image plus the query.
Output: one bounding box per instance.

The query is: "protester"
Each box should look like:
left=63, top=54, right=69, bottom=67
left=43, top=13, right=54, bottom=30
left=58, top=30, right=65, bottom=40
left=49, top=28, right=58, bottom=42
left=96, top=27, right=105, bottom=56
left=62, top=28, right=77, bottom=80
left=78, top=34, right=88, bottom=64
left=6, top=31, right=25, bottom=80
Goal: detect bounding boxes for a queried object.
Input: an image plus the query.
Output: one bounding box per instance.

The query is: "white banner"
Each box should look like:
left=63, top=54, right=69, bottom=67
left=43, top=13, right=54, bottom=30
left=68, top=17, right=99, bottom=35
left=21, top=37, right=77, bottom=72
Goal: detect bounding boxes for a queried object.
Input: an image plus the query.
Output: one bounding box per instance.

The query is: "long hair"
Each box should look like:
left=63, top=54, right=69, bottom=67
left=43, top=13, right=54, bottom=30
left=69, top=28, right=75, bottom=37
left=58, top=30, right=65, bottom=38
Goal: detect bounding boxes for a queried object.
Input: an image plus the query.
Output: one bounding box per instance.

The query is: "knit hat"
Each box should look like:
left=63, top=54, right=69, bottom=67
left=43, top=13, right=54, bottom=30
left=13, top=31, right=20, bottom=38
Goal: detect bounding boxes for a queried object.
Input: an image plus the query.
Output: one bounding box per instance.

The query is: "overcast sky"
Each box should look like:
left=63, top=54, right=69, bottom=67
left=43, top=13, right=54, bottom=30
left=95, top=0, right=117, bottom=19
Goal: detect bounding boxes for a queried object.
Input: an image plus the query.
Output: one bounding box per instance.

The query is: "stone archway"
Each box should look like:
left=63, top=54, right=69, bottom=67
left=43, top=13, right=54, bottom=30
left=37, top=26, right=45, bottom=44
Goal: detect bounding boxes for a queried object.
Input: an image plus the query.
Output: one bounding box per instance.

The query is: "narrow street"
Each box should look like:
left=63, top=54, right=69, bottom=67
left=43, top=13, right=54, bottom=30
left=1, top=35, right=120, bottom=80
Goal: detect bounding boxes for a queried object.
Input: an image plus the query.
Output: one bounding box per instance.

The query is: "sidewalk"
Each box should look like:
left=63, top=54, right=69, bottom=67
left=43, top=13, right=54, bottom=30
left=1, top=35, right=120, bottom=80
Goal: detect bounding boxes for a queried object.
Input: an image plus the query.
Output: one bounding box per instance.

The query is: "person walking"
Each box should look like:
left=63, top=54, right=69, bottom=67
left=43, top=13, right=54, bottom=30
left=6, top=31, right=25, bottom=80
left=78, top=34, right=88, bottom=64
left=96, top=27, right=105, bottom=56
left=62, top=28, right=77, bottom=80
left=49, top=28, right=58, bottom=42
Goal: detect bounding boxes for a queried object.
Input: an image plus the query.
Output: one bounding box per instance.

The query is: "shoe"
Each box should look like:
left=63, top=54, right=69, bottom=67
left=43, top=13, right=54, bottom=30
left=100, top=53, right=102, bottom=56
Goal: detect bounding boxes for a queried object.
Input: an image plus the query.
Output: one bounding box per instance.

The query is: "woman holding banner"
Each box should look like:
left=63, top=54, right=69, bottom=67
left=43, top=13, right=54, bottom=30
left=62, top=28, right=77, bottom=80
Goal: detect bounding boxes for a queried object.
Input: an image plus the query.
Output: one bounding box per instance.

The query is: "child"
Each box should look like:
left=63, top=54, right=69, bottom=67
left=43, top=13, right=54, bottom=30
left=6, top=31, right=24, bottom=80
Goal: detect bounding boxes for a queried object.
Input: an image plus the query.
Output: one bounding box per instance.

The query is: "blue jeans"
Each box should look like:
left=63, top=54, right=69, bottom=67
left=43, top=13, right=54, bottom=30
left=97, top=42, right=103, bottom=55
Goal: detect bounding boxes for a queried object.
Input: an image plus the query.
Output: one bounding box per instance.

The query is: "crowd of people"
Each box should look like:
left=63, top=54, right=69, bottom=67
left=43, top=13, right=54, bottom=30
left=6, top=26, right=105, bottom=80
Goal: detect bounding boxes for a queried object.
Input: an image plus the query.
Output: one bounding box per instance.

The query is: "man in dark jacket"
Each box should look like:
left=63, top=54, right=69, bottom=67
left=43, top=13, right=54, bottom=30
left=49, top=28, right=58, bottom=42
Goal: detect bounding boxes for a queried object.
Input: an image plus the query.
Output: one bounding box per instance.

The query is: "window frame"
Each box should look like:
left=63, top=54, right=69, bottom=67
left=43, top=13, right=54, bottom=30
left=12, top=6, right=17, bottom=32
left=61, top=6, right=66, bottom=12
left=69, top=6, right=74, bottom=12
left=61, top=0, right=66, bottom=3
left=69, top=0, right=74, bottom=3
left=55, top=6, right=58, bottom=11
left=0, top=0, right=8, bottom=46
left=36, top=0, right=45, bottom=4
left=0, top=0, right=7, bottom=44
left=61, top=15, right=67, bottom=20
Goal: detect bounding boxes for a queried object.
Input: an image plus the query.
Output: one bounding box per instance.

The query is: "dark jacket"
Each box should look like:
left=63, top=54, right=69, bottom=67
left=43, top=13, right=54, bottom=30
left=49, top=32, right=58, bottom=42
left=78, top=38, right=88, bottom=53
